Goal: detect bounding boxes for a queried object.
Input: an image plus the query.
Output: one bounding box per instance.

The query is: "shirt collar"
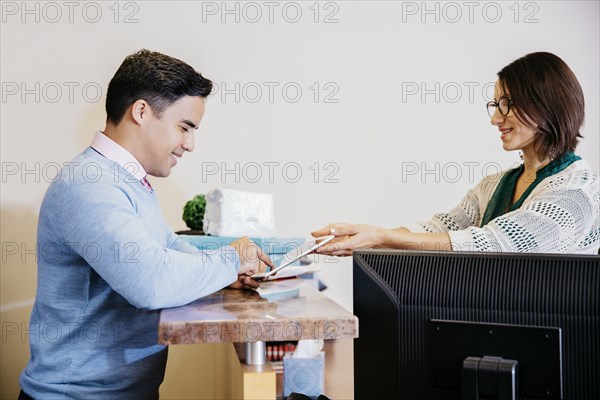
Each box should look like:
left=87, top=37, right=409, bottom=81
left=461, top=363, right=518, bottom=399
left=90, top=131, right=147, bottom=181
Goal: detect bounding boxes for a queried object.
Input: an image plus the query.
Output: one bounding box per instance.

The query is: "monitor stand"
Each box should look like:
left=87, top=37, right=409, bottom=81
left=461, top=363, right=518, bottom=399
left=462, top=356, right=518, bottom=400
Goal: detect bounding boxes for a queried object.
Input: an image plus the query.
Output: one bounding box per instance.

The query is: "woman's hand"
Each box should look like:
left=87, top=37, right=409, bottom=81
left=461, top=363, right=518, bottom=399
left=311, top=223, right=388, bottom=256
left=228, top=236, right=273, bottom=289
left=312, top=224, right=454, bottom=255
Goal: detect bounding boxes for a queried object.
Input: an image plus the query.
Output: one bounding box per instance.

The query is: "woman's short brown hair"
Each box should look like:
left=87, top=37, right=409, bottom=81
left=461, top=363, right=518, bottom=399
left=498, top=52, right=584, bottom=161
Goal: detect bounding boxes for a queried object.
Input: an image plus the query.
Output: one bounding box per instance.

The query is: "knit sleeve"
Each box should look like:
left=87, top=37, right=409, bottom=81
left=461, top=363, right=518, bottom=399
left=60, top=179, right=240, bottom=310
left=448, top=168, right=600, bottom=253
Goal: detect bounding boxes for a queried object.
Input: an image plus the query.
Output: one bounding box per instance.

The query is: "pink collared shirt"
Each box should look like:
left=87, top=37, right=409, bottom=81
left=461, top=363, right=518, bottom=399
left=90, top=131, right=147, bottom=181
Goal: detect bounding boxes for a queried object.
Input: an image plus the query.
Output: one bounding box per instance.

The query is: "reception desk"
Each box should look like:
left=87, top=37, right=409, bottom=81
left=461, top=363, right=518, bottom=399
left=158, top=280, right=358, bottom=399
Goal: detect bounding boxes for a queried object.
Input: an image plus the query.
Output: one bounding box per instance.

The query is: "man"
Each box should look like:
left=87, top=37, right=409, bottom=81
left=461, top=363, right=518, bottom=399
left=19, top=49, right=271, bottom=399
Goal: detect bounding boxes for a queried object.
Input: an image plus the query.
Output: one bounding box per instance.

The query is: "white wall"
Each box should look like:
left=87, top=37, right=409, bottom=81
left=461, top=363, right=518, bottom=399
left=2, top=1, right=598, bottom=398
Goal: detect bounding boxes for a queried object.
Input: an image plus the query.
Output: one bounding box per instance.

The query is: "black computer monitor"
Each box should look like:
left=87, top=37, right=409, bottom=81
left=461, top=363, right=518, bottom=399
left=353, top=249, right=599, bottom=400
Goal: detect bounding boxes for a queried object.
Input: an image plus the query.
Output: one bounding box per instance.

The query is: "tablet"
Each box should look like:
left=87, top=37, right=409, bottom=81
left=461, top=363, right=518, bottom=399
left=251, top=235, right=335, bottom=281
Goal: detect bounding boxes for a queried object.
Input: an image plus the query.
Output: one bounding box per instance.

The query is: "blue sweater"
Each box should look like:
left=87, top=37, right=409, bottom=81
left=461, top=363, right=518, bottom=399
left=20, top=147, right=240, bottom=399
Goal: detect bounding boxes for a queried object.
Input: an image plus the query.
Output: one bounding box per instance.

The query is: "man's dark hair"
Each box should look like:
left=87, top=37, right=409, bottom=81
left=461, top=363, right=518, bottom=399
left=105, top=49, right=213, bottom=125
left=498, top=52, right=584, bottom=161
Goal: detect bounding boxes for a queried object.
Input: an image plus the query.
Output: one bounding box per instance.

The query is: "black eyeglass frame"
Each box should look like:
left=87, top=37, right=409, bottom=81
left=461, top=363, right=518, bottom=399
left=486, top=96, right=513, bottom=118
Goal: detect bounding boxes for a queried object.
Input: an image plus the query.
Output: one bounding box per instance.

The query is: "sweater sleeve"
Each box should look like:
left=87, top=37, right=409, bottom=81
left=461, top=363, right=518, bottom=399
left=60, top=181, right=240, bottom=310
left=164, top=225, right=204, bottom=254
left=448, top=169, right=599, bottom=253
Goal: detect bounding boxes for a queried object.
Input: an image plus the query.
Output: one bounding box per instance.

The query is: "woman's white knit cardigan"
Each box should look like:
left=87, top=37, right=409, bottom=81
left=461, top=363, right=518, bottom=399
left=409, top=159, right=600, bottom=254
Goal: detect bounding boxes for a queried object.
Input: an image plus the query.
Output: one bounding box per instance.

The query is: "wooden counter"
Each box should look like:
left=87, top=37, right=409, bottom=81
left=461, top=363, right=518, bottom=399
left=158, top=280, right=358, bottom=399
left=159, top=280, right=358, bottom=345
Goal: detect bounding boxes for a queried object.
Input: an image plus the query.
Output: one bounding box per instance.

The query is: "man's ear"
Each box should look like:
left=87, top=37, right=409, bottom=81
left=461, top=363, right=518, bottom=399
left=130, top=99, right=150, bottom=126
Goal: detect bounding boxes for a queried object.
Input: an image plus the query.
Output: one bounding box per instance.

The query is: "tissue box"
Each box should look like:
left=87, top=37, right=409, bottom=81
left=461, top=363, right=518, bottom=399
left=283, top=351, right=325, bottom=398
left=203, top=188, right=276, bottom=238
left=178, top=235, right=305, bottom=266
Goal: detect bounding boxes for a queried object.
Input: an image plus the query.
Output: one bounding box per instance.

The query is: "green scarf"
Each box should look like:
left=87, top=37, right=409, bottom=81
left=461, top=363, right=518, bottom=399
left=480, top=152, right=581, bottom=227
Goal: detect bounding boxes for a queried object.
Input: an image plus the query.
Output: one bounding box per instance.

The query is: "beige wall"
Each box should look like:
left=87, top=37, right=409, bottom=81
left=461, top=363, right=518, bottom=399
left=2, top=1, right=599, bottom=398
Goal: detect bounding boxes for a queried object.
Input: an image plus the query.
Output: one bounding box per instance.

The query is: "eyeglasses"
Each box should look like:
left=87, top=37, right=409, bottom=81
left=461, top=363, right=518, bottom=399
left=486, top=96, right=513, bottom=118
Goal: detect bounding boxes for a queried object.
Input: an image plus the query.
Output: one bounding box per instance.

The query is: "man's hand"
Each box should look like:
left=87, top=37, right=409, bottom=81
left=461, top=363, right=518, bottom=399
left=228, top=236, right=273, bottom=289
left=229, top=274, right=261, bottom=290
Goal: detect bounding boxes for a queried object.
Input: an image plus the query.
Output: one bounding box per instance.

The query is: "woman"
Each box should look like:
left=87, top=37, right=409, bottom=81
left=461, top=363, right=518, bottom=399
left=313, top=52, right=599, bottom=255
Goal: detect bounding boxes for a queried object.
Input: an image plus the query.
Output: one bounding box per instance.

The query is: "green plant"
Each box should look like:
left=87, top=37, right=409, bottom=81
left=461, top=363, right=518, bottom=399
left=182, top=194, right=206, bottom=231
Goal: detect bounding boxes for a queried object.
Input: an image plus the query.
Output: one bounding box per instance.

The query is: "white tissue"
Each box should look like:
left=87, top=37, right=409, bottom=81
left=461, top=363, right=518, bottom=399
left=293, top=339, right=324, bottom=358
left=203, top=188, right=276, bottom=237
